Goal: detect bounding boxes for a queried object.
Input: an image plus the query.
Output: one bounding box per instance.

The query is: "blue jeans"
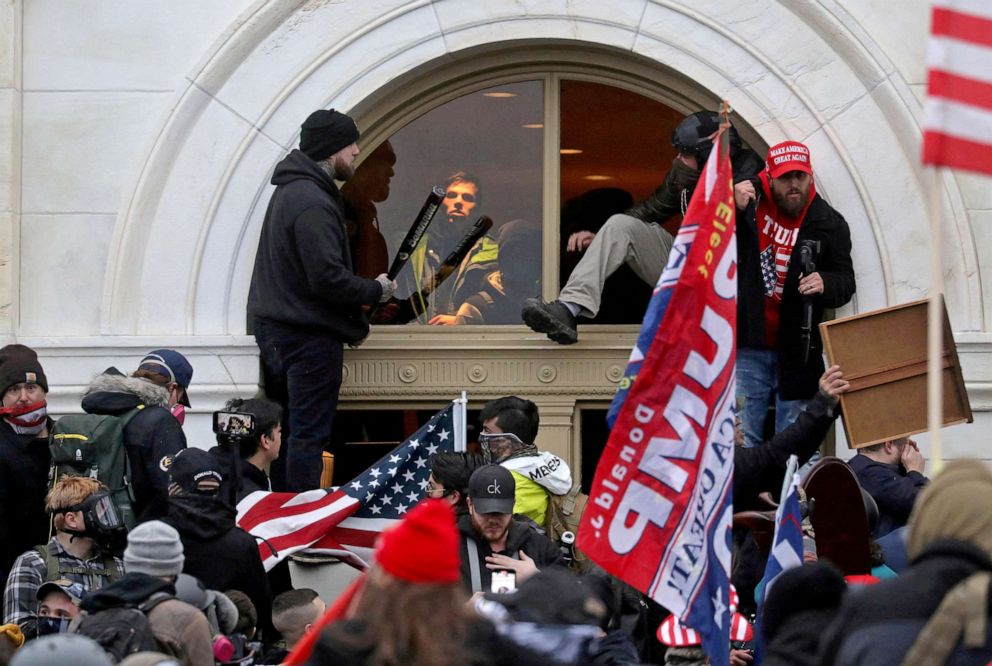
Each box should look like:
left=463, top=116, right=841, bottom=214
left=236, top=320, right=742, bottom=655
left=253, top=318, right=343, bottom=492
left=736, top=348, right=805, bottom=448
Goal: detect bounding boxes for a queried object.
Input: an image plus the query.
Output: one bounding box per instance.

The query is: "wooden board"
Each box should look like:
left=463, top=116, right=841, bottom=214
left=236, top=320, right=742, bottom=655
left=819, top=298, right=972, bottom=448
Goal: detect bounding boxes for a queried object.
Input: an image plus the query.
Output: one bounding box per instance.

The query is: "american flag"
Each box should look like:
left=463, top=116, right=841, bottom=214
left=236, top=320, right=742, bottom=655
left=237, top=402, right=461, bottom=571
left=759, top=245, right=777, bottom=297
left=922, top=0, right=992, bottom=175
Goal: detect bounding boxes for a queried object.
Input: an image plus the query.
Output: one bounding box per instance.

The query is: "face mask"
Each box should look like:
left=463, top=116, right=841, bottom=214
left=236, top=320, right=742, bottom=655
left=36, top=615, right=72, bottom=635
left=171, top=403, right=186, bottom=426
left=670, top=156, right=702, bottom=192
left=0, top=400, right=48, bottom=435
left=61, top=491, right=128, bottom=551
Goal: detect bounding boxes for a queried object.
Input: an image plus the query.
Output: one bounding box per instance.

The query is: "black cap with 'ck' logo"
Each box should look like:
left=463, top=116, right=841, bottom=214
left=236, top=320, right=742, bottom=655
left=468, top=464, right=516, bottom=514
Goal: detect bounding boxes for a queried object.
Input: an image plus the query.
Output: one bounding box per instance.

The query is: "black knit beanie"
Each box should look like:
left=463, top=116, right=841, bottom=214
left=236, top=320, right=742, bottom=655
left=300, top=109, right=360, bottom=162
left=0, top=344, right=48, bottom=394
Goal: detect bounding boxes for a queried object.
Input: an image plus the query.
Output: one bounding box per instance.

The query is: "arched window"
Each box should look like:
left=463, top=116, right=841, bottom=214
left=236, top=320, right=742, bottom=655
left=345, top=69, right=702, bottom=328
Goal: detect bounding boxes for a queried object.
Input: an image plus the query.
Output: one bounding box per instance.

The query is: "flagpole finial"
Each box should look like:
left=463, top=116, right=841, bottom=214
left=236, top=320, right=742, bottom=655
left=717, top=100, right=733, bottom=158
left=719, top=100, right=732, bottom=131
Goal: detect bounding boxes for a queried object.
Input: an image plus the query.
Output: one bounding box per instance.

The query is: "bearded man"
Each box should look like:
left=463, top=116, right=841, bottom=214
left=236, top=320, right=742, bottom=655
left=248, top=109, right=397, bottom=491
left=456, top=465, right=563, bottom=594
left=733, top=140, right=855, bottom=447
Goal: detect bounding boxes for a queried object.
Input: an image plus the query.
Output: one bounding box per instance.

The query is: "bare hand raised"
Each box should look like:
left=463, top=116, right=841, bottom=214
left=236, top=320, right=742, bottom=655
left=734, top=181, right=756, bottom=209
left=485, top=551, right=539, bottom=584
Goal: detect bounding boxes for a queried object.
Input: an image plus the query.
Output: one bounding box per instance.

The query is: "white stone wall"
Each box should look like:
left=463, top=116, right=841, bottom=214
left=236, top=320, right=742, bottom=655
left=2, top=0, right=989, bottom=458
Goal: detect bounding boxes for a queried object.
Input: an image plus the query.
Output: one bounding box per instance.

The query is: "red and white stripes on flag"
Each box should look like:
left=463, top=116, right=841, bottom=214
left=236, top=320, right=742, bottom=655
left=922, top=0, right=992, bottom=175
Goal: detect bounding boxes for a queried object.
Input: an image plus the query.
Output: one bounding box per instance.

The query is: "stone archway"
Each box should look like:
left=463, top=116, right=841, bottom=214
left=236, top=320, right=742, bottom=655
left=102, top=0, right=982, bottom=339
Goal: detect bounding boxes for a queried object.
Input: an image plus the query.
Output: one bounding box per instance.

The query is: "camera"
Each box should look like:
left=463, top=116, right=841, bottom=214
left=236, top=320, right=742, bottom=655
left=212, top=410, right=256, bottom=438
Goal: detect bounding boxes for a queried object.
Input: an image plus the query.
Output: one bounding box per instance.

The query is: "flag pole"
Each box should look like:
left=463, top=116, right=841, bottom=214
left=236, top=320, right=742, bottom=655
left=927, top=167, right=944, bottom=473
left=454, top=391, right=468, bottom=452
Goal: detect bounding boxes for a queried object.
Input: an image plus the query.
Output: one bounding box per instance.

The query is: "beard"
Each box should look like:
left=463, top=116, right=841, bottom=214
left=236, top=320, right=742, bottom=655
left=328, top=155, right=355, bottom=181
left=771, top=183, right=810, bottom=218
left=471, top=512, right=511, bottom=544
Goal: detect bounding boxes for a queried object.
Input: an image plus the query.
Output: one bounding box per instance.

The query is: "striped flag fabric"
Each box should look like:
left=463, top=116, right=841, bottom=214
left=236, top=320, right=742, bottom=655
left=657, top=585, right=753, bottom=647
left=236, top=402, right=460, bottom=571
left=922, top=0, right=992, bottom=175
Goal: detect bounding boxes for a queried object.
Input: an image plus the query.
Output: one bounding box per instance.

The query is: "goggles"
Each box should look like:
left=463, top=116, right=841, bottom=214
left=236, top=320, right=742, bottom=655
left=478, top=431, right=528, bottom=464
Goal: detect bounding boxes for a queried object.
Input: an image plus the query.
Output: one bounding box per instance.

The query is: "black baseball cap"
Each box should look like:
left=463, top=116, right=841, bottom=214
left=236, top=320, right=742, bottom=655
left=468, top=465, right=515, bottom=514
left=169, top=448, right=223, bottom=495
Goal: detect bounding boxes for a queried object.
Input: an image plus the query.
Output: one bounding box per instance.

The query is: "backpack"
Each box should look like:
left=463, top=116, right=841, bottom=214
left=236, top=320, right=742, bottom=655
left=73, top=592, right=173, bottom=662
left=544, top=482, right=590, bottom=569
left=34, top=543, right=121, bottom=589
left=48, top=407, right=144, bottom=529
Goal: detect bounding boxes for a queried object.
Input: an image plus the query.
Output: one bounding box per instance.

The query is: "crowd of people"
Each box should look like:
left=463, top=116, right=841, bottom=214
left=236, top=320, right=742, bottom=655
left=0, top=105, right=987, bottom=666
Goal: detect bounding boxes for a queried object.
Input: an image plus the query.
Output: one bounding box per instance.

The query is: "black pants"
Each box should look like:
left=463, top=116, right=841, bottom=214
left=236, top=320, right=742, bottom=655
left=253, top=318, right=343, bottom=492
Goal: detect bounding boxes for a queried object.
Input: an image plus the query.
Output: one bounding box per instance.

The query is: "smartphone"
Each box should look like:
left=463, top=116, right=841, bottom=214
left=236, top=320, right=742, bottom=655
left=212, top=411, right=256, bottom=437
left=491, top=570, right=516, bottom=594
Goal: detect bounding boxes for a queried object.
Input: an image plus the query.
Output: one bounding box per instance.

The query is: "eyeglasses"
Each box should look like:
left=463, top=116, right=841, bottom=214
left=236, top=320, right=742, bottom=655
left=426, top=482, right=448, bottom=497
left=445, top=191, right=476, bottom=203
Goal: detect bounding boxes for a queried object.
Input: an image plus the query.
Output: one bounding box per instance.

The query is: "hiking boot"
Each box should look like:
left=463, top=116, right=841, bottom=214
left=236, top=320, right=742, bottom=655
left=521, top=298, right=579, bottom=345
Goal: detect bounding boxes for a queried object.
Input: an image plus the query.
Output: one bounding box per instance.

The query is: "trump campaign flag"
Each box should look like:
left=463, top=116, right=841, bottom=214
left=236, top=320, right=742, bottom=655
left=922, top=0, right=992, bottom=175
left=237, top=401, right=462, bottom=571
left=758, top=455, right=804, bottom=606
left=579, top=123, right=737, bottom=666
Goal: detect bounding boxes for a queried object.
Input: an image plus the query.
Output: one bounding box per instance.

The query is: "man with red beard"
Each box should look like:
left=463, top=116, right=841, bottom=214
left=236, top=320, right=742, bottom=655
left=733, top=141, right=855, bottom=448
left=457, top=465, right=563, bottom=594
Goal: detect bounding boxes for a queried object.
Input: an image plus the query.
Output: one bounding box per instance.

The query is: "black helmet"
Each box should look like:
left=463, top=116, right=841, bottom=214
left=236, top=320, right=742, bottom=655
left=671, top=111, right=742, bottom=164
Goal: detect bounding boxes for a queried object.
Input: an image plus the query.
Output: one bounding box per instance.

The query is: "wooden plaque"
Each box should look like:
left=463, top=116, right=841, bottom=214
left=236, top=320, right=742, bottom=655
left=819, top=298, right=972, bottom=448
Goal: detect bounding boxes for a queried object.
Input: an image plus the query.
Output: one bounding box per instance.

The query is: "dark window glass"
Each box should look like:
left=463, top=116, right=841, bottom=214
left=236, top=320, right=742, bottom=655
left=344, top=80, right=544, bottom=326
left=559, top=80, right=684, bottom=324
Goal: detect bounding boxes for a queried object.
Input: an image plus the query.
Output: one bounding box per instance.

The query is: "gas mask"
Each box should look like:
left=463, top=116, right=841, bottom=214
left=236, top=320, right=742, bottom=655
left=0, top=399, right=48, bottom=435
left=58, top=491, right=127, bottom=551
left=36, top=615, right=72, bottom=636
left=171, top=403, right=186, bottom=426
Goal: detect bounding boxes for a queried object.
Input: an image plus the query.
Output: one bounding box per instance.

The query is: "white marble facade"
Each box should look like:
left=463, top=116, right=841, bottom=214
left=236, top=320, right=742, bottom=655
left=1, top=0, right=989, bottom=458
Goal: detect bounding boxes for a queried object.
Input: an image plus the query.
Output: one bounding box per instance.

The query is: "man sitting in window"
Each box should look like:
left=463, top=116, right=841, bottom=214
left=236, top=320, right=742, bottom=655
left=522, top=111, right=764, bottom=344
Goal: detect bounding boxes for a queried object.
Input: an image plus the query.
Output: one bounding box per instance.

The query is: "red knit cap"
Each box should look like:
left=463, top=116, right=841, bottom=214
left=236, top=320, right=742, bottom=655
left=374, top=499, right=460, bottom=584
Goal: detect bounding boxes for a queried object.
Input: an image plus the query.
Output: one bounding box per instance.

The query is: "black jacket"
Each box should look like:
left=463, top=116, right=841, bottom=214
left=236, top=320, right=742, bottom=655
left=817, top=539, right=992, bottom=665
left=309, top=618, right=554, bottom=666
left=737, top=189, right=856, bottom=399
left=161, top=494, right=272, bottom=638
left=627, top=148, right=764, bottom=224
left=847, top=455, right=928, bottom=538
left=0, top=419, right=53, bottom=586
left=734, top=392, right=838, bottom=510
left=208, top=446, right=270, bottom=504
left=247, top=149, right=382, bottom=343
left=81, top=571, right=175, bottom=612
left=457, top=514, right=564, bottom=593
left=81, top=369, right=186, bottom=521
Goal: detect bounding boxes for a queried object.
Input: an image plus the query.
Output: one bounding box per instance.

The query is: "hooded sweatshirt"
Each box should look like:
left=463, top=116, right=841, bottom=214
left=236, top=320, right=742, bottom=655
left=162, top=494, right=273, bottom=639
left=501, top=452, right=572, bottom=526
left=247, top=149, right=382, bottom=343
left=81, top=368, right=187, bottom=520
left=80, top=572, right=214, bottom=666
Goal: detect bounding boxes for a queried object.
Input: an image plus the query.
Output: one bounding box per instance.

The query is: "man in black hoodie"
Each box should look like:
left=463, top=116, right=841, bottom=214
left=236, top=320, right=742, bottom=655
left=0, top=345, right=54, bottom=589
left=248, top=108, right=397, bottom=492
left=161, top=448, right=273, bottom=641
